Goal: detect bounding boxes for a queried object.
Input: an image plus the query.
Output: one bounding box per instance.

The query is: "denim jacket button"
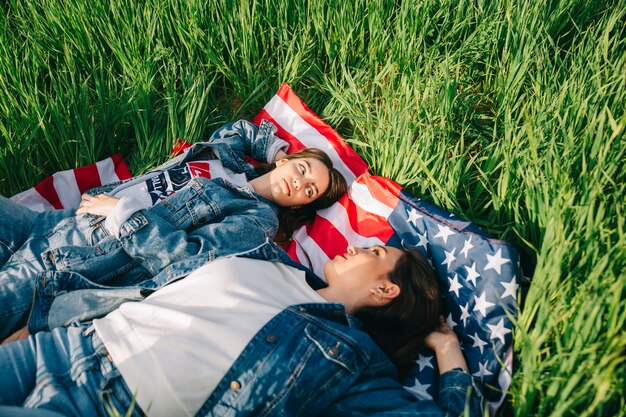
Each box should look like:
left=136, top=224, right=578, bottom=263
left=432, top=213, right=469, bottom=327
left=266, top=334, right=277, bottom=343
left=230, top=380, right=242, bottom=391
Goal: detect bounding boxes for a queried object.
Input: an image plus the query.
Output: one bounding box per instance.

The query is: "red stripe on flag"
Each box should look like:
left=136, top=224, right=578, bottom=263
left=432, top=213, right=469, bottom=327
left=276, top=83, right=369, bottom=177
left=253, top=109, right=307, bottom=154
left=287, top=243, right=301, bottom=263
left=73, top=163, right=101, bottom=194
left=34, top=176, right=63, bottom=210
left=339, top=197, right=396, bottom=242
left=111, top=154, right=133, bottom=180
left=306, top=216, right=349, bottom=260
left=356, top=174, right=401, bottom=208
left=170, top=139, right=192, bottom=157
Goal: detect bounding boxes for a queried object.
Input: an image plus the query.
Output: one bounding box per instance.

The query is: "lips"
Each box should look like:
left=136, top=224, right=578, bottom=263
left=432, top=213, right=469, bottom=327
left=282, top=179, right=291, bottom=196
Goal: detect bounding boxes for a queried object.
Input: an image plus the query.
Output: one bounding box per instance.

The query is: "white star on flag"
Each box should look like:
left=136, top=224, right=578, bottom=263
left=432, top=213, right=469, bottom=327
left=473, top=292, right=495, bottom=317
left=468, top=332, right=488, bottom=354
left=415, top=353, right=434, bottom=371
left=405, top=379, right=432, bottom=400
left=446, top=313, right=457, bottom=330
left=415, top=231, right=429, bottom=249
left=433, top=224, right=454, bottom=244
left=460, top=302, right=471, bottom=326
left=464, top=262, right=481, bottom=286
left=407, top=208, right=423, bottom=226
left=500, top=276, right=519, bottom=300
left=460, top=236, right=474, bottom=258
left=472, top=361, right=494, bottom=379
left=448, top=274, right=463, bottom=298
left=442, top=248, right=457, bottom=268
left=485, top=248, right=511, bottom=275
left=487, top=318, right=512, bottom=344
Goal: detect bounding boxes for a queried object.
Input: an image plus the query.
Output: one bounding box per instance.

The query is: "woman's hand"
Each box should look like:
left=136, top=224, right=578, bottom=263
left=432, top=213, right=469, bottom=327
left=425, top=316, right=469, bottom=374
left=1, top=326, right=29, bottom=344
left=76, top=194, right=120, bottom=217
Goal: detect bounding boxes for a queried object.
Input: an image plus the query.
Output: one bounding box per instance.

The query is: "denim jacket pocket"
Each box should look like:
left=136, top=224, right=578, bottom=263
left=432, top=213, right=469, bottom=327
left=303, top=324, right=358, bottom=374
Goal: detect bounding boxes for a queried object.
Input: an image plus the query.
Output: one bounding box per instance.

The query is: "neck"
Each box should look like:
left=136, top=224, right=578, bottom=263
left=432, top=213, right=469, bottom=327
left=249, top=172, right=271, bottom=200
left=316, top=288, right=357, bottom=315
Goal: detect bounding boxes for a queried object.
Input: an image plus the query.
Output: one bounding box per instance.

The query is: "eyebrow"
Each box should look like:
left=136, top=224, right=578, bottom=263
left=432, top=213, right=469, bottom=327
left=304, top=160, right=319, bottom=197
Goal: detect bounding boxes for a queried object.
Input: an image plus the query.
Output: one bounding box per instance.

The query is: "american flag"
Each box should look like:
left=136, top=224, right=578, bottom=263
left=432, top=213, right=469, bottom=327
left=13, top=83, right=519, bottom=414
left=10, top=154, right=132, bottom=212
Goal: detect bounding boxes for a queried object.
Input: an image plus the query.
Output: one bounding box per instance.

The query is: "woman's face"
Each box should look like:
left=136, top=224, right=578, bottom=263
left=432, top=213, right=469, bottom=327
left=323, top=245, right=403, bottom=294
left=268, top=157, right=330, bottom=207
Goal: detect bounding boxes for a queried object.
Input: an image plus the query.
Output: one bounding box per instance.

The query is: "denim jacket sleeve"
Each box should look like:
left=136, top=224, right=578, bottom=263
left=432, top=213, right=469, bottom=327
left=321, top=369, right=484, bottom=416
left=205, top=119, right=289, bottom=172
left=112, top=177, right=279, bottom=275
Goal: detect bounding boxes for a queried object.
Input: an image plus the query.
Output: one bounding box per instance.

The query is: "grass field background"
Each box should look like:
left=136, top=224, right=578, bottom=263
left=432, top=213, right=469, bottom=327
left=1, top=0, right=625, bottom=415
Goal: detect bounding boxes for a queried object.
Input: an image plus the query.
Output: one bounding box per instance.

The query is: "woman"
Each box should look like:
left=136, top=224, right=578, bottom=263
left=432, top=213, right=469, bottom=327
left=0, top=119, right=347, bottom=341
left=0, top=246, right=484, bottom=416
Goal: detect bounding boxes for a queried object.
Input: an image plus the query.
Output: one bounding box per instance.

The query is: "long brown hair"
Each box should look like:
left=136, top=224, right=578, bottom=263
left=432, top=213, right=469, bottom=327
left=255, top=148, right=347, bottom=238
left=353, top=249, right=442, bottom=380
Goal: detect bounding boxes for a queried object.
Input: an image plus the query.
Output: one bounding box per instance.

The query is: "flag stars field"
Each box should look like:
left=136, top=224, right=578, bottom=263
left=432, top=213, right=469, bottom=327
left=473, top=361, right=494, bottom=379
left=460, top=236, right=474, bottom=258
left=415, top=353, right=434, bottom=372
left=433, top=224, right=455, bottom=244
left=464, top=262, right=481, bottom=286
left=468, top=332, right=488, bottom=354
left=406, top=379, right=432, bottom=401
left=441, top=247, right=457, bottom=268
left=500, top=276, right=519, bottom=300
left=473, top=292, right=496, bottom=317
left=488, top=318, right=513, bottom=344
left=448, top=274, right=463, bottom=298
left=406, top=207, right=423, bottom=226
left=485, top=248, right=511, bottom=275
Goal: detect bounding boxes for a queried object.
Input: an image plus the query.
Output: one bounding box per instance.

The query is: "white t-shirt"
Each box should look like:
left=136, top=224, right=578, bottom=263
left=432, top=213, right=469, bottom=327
left=93, top=257, right=327, bottom=417
left=104, top=159, right=252, bottom=236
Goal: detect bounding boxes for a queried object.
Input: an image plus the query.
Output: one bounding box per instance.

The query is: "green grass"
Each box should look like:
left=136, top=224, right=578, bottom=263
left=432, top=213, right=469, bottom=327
left=1, top=0, right=625, bottom=415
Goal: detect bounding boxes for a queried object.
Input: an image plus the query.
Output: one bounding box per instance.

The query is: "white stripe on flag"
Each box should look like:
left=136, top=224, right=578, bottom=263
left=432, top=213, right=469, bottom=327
left=317, top=203, right=387, bottom=248
left=264, top=96, right=357, bottom=184
left=10, top=189, right=55, bottom=212
left=96, top=157, right=121, bottom=184
left=292, top=228, right=331, bottom=280
left=489, top=346, right=514, bottom=416
left=52, top=170, right=82, bottom=209
left=349, top=182, right=394, bottom=218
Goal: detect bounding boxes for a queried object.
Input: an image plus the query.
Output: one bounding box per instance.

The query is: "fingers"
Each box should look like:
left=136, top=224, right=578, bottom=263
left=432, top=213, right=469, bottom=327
left=76, top=194, right=119, bottom=217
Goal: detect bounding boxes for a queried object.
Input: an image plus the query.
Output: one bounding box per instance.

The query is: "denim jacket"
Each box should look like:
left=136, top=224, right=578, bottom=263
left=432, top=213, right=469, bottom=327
left=195, top=303, right=485, bottom=416
left=27, top=120, right=295, bottom=332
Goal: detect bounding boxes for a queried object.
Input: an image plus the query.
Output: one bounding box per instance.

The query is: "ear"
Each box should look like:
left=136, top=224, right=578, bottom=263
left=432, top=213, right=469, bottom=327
left=275, top=158, right=288, bottom=166
left=370, top=282, right=400, bottom=303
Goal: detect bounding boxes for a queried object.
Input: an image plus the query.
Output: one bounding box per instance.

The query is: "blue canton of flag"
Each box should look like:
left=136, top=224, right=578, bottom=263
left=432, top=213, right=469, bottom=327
left=388, top=190, right=520, bottom=415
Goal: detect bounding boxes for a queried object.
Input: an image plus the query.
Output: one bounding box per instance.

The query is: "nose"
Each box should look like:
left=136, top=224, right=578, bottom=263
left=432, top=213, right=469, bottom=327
left=293, top=176, right=313, bottom=191
left=346, top=245, right=358, bottom=255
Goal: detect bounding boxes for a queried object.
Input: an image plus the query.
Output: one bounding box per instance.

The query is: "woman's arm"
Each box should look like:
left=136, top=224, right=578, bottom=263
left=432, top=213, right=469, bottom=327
left=324, top=318, right=484, bottom=416
left=207, top=119, right=289, bottom=166
left=424, top=316, right=469, bottom=374
left=111, top=179, right=279, bottom=275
